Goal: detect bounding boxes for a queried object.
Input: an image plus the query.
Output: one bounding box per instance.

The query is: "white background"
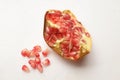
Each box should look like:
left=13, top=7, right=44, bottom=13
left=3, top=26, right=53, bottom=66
left=0, top=0, right=120, bottom=80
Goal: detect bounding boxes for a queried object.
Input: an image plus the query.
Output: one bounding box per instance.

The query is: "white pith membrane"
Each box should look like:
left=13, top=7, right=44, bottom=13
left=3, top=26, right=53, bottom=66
left=44, top=10, right=92, bottom=60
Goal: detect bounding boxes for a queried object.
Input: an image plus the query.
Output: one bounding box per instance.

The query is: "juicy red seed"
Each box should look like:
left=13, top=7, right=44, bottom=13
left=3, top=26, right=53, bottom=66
left=56, top=33, right=62, bottom=39
left=35, top=57, right=41, bottom=64
left=33, top=45, right=41, bottom=52
left=29, top=50, right=39, bottom=58
left=72, top=38, right=79, bottom=45
left=70, top=19, right=76, bottom=25
left=28, top=60, right=36, bottom=69
left=48, top=41, right=54, bottom=47
left=35, top=53, right=40, bottom=57
left=54, top=10, right=62, bottom=16
left=30, top=62, right=36, bottom=69
left=42, top=49, right=49, bottom=57
left=59, top=27, right=67, bottom=33
left=69, top=52, right=77, bottom=56
left=37, top=64, right=43, bottom=73
left=21, top=48, right=30, bottom=57
left=22, top=65, right=30, bottom=72
left=28, top=59, right=34, bottom=64
left=63, top=14, right=71, bottom=20
left=29, top=50, right=35, bottom=57
left=42, top=59, right=50, bottom=66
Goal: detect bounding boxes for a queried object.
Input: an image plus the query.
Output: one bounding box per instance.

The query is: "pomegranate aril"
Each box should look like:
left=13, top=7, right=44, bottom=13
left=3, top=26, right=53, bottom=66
left=72, top=46, right=80, bottom=51
left=29, top=50, right=36, bottom=57
left=42, top=59, right=50, bottom=66
left=54, top=10, right=62, bottom=16
left=21, top=48, right=30, bottom=57
left=28, top=59, right=35, bottom=64
left=42, top=49, right=49, bottom=57
left=29, top=51, right=39, bottom=58
left=59, top=27, right=67, bottom=33
left=22, top=65, right=30, bottom=72
left=32, top=45, right=41, bottom=52
left=63, top=14, right=71, bottom=20
left=37, top=64, right=43, bottom=73
left=56, top=33, right=62, bottom=39
left=35, top=52, right=40, bottom=57
left=65, top=21, right=73, bottom=28
left=30, top=63, right=36, bottom=69
left=69, top=52, right=77, bottom=56
left=28, top=60, right=36, bottom=69
left=72, top=38, right=79, bottom=45
left=35, top=57, right=41, bottom=64
left=48, top=41, right=54, bottom=46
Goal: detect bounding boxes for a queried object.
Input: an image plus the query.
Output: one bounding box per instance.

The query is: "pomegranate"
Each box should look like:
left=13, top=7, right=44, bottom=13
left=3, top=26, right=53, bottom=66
left=43, top=10, right=92, bottom=60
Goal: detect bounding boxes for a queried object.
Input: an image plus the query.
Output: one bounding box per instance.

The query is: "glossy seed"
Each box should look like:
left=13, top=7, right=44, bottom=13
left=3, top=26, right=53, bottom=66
left=28, top=60, right=36, bottom=69
left=21, top=48, right=30, bottom=57
left=37, top=64, right=43, bottom=73
left=42, top=59, right=50, bottom=66
left=35, top=52, right=40, bottom=57
left=22, top=65, right=30, bottom=72
left=35, top=57, right=41, bottom=64
left=42, top=49, right=49, bottom=57
left=32, top=45, right=42, bottom=52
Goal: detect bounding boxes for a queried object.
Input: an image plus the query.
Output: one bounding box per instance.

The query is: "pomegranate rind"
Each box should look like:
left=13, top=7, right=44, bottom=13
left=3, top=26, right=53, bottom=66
left=43, top=10, right=92, bottom=60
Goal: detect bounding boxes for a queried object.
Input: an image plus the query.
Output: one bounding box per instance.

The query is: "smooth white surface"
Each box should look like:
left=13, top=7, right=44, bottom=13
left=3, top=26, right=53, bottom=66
left=0, top=0, right=120, bottom=80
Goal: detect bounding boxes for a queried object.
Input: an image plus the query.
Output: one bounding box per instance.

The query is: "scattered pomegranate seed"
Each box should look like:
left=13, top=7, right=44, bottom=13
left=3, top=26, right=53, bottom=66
left=29, top=50, right=36, bottom=57
left=35, top=57, right=41, bottom=64
left=32, top=45, right=42, bottom=52
left=37, top=64, right=43, bottom=73
left=21, top=45, right=51, bottom=73
left=28, top=60, right=36, bottom=69
left=21, top=48, right=30, bottom=57
left=42, top=59, right=50, bottom=66
left=42, top=49, right=49, bottom=57
left=35, top=52, right=40, bottom=57
left=22, top=65, right=30, bottom=72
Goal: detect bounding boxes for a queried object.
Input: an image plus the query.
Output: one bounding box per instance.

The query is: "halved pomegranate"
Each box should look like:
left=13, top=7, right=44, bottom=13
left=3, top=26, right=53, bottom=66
left=43, top=10, right=92, bottom=60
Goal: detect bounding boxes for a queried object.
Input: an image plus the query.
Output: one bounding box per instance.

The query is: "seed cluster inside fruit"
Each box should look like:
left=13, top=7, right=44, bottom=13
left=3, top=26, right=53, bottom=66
left=21, top=45, right=50, bottom=73
left=44, top=10, right=91, bottom=60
